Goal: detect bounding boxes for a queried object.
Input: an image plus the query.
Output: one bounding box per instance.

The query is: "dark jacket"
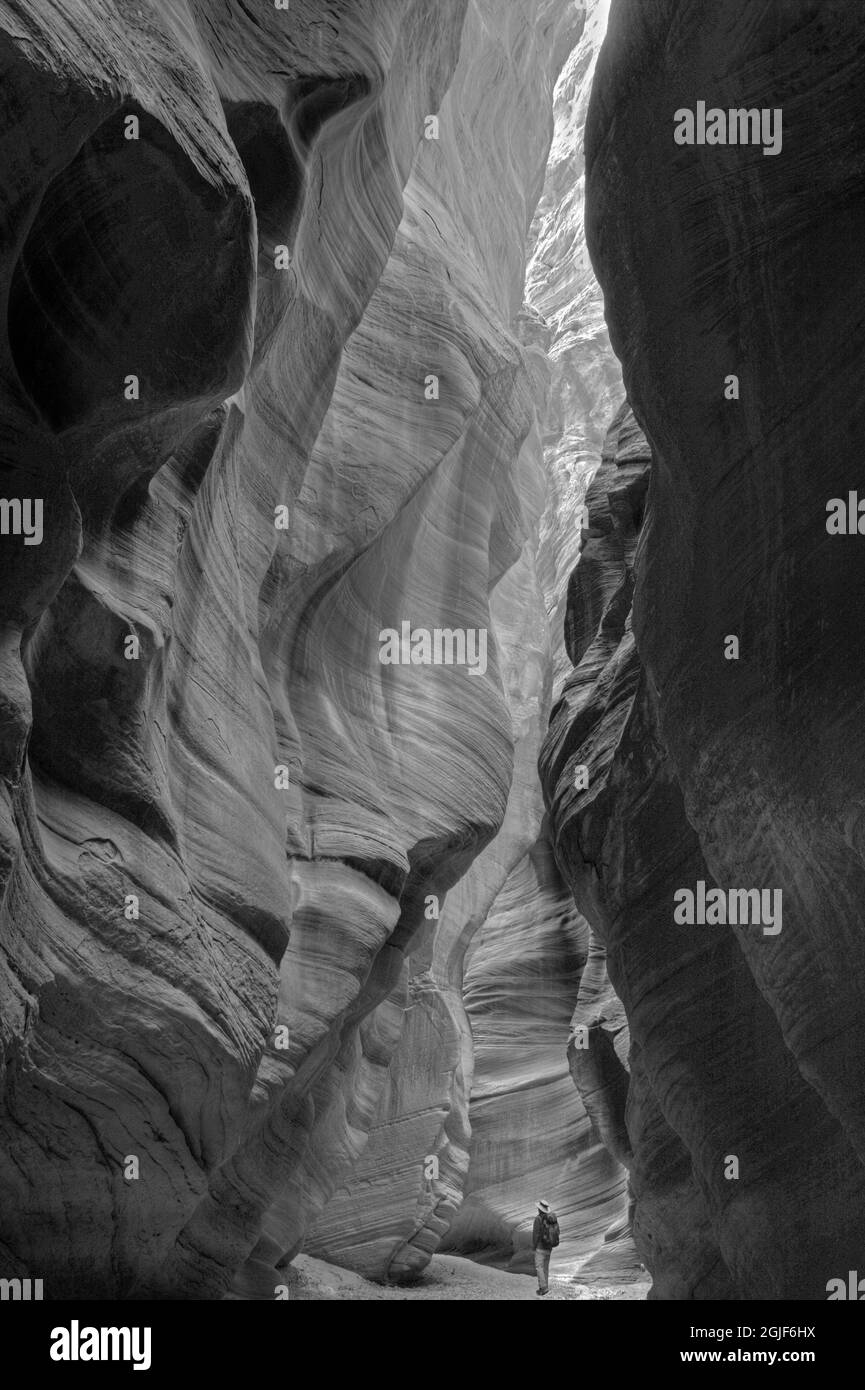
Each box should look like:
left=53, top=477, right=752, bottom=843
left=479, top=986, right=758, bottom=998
left=532, top=1211, right=558, bottom=1250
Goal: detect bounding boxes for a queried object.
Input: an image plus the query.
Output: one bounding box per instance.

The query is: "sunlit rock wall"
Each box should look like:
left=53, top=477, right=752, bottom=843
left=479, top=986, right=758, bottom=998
left=305, top=464, right=555, bottom=1282
left=319, top=0, right=641, bottom=1286
left=440, top=0, right=637, bottom=1282
left=0, top=0, right=575, bottom=1300
left=526, top=0, right=623, bottom=698
left=304, top=0, right=586, bottom=1285
left=442, top=837, right=634, bottom=1281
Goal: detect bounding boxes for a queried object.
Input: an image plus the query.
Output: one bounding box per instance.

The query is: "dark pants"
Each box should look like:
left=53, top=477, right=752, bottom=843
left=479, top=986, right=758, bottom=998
left=534, top=1248, right=551, bottom=1291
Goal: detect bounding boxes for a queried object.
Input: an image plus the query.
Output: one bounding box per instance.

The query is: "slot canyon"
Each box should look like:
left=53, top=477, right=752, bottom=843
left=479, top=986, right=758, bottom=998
left=0, top=0, right=862, bottom=1309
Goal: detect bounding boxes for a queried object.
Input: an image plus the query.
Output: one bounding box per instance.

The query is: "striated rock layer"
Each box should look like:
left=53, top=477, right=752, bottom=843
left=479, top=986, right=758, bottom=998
left=434, top=0, right=638, bottom=1284
left=0, top=0, right=512, bottom=1297
left=0, top=0, right=621, bottom=1299
left=441, top=836, right=633, bottom=1281
left=307, top=0, right=637, bottom=1288
left=246, top=0, right=581, bottom=1292
left=552, top=0, right=865, bottom=1297
left=525, top=0, right=623, bottom=699
left=305, top=495, right=557, bottom=1282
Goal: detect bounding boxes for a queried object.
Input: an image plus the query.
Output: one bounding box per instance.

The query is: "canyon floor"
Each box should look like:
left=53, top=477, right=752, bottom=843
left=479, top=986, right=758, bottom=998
left=289, top=1254, right=650, bottom=1301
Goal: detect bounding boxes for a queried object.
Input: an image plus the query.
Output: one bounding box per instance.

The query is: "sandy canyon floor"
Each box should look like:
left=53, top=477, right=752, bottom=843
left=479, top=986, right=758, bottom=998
left=288, top=1253, right=651, bottom=1301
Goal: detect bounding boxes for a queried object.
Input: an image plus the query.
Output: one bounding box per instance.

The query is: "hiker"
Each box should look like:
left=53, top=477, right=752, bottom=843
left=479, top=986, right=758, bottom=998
left=532, top=1199, right=560, bottom=1295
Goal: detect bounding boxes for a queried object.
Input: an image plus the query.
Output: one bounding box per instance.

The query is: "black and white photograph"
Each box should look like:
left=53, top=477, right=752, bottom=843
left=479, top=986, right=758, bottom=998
left=0, top=0, right=861, bottom=1365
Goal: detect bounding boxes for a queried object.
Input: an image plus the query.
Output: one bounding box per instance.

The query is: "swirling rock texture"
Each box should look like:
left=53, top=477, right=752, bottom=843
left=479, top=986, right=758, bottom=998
left=307, top=0, right=639, bottom=1288
left=440, top=836, right=634, bottom=1280
left=434, top=0, right=639, bottom=1285
left=540, top=0, right=865, bottom=1298
left=525, top=0, right=623, bottom=698
left=0, top=0, right=513, bottom=1298
left=239, top=0, right=580, bottom=1292
left=0, top=0, right=637, bottom=1300
left=309, top=0, right=646, bottom=1287
left=305, top=489, right=557, bottom=1282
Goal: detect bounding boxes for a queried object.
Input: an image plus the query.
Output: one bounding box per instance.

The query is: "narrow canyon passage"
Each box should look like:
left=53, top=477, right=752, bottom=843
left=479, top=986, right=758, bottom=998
left=0, top=0, right=862, bottom=1333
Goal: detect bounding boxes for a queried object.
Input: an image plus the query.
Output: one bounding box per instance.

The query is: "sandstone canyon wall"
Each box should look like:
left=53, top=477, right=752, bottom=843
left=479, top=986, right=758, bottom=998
left=437, top=0, right=636, bottom=1281
left=538, top=0, right=865, bottom=1299
left=4, top=0, right=853, bottom=1308
left=308, top=0, right=638, bottom=1287
left=0, top=0, right=632, bottom=1300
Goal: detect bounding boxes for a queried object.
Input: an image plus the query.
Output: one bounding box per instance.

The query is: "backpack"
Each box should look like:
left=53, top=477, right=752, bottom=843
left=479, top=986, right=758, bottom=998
left=540, top=1212, right=560, bottom=1248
